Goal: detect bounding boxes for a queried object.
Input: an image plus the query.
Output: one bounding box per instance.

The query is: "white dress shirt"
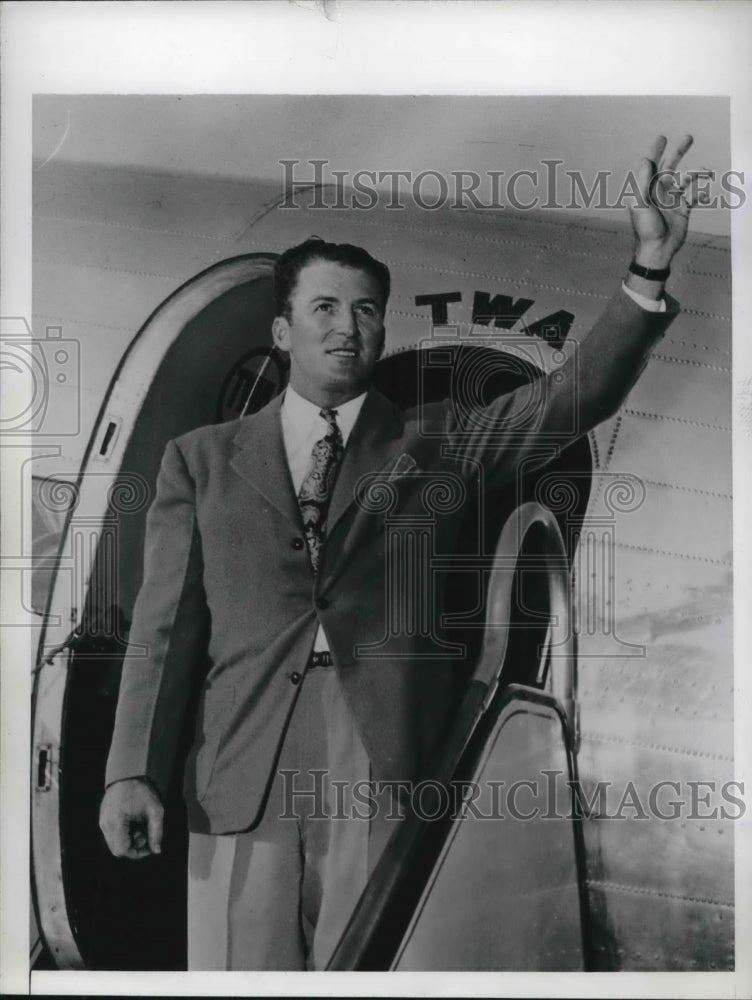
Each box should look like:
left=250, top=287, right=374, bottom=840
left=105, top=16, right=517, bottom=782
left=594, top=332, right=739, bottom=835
left=622, top=282, right=666, bottom=312
left=281, top=385, right=366, bottom=494
left=281, top=385, right=367, bottom=653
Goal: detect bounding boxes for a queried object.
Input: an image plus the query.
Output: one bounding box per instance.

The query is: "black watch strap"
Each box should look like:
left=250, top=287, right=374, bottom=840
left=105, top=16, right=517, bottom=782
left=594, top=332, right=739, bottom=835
left=629, top=260, right=670, bottom=281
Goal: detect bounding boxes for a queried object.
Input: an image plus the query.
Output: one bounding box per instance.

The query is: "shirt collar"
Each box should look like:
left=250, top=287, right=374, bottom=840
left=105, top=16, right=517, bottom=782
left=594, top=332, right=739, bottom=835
left=281, top=384, right=368, bottom=446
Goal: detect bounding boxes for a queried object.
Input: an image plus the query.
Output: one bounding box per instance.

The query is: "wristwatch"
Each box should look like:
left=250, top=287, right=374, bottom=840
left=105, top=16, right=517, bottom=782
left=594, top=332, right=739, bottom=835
left=628, top=260, right=670, bottom=281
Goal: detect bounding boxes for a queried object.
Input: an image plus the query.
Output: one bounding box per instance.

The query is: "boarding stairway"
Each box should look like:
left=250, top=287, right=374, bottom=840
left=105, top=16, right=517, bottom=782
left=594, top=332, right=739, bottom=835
left=328, top=501, right=590, bottom=971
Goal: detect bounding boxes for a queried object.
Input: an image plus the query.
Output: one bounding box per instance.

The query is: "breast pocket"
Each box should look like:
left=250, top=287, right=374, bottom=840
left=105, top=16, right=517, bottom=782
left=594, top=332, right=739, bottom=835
left=194, top=683, right=235, bottom=801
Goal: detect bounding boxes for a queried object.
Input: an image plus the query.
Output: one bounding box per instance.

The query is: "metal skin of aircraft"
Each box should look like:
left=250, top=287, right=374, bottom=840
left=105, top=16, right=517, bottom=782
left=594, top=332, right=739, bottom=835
left=26, top=146, right=732, bottom=972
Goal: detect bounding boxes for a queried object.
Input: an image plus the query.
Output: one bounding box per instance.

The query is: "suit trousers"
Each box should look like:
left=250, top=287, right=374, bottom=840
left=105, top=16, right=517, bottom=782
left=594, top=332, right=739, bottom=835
left=186, top=664, right=397, bottom=970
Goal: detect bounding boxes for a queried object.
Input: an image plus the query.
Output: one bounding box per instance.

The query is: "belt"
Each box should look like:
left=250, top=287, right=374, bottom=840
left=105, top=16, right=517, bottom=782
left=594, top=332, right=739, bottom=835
left=308, top=650, right=333, bottom=669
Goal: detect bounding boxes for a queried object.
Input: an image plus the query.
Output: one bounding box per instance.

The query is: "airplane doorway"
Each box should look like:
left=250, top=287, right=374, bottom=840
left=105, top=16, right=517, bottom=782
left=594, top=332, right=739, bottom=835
left=32, top=255, right=279, bottom=968
left=31, top=255, right=592, bottom=970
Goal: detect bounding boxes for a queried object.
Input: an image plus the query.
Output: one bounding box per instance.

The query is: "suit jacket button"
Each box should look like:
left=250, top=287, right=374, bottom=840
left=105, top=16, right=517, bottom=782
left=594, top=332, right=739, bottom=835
left=292, top=537, right=305, bottom=551
left=315, top=597, right=330, bottom=610
left=290, top=671, right=302, bottom=685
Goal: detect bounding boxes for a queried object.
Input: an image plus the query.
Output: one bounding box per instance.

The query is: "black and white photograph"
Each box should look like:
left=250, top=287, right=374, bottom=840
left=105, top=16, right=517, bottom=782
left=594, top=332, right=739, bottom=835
left=1, top=3, right=751, bottom=997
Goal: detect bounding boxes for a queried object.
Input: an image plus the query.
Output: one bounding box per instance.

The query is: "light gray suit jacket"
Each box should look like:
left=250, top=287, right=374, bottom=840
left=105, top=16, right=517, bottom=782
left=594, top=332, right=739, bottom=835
left=105, top=288, right=678, bottom=833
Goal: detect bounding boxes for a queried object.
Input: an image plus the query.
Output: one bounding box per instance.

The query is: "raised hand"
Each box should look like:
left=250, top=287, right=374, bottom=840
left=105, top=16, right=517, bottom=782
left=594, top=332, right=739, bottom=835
left=630, top=134, right=708, bottom=269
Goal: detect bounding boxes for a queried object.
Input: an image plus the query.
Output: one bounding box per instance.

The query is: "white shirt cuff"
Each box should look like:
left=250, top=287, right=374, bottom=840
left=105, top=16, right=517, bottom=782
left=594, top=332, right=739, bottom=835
left=622, top=281, right=667, bottom=313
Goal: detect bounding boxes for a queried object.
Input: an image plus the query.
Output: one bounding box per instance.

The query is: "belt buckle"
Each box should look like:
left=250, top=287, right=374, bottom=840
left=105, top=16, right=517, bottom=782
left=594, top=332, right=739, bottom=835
left=309, top=650, right=332, bottom=669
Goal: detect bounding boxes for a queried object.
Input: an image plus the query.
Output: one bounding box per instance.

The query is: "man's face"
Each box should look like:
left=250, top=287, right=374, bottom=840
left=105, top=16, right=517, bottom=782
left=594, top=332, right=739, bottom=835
left=272, top=260, right=386, bottom=407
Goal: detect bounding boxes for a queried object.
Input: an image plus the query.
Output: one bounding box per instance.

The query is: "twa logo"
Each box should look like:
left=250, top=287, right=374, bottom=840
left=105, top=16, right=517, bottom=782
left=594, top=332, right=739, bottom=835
left=415, top=290, right=574, bottom=347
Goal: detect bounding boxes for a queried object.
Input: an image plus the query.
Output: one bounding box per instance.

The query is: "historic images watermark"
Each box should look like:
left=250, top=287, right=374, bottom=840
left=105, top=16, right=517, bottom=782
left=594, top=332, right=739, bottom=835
left=1, top=318, right=80, bottom=437
left=4, top=307, right=655, bottom=666
left=1, top=317, right=151, bottom=650
left=353, top=323, right=647, bottom=663
left=279, top=159, right=745, bottom=212
left=278, top=770, right=747, bottom=823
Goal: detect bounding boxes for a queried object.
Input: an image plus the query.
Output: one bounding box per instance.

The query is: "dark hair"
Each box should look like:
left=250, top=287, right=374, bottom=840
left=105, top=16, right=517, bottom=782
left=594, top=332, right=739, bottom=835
left=273, top=237, right=391, bottom=319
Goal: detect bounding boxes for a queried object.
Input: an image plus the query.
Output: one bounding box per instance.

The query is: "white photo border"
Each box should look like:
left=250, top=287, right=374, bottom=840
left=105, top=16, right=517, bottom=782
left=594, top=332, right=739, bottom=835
left=2, top=2, right=751, bottom=997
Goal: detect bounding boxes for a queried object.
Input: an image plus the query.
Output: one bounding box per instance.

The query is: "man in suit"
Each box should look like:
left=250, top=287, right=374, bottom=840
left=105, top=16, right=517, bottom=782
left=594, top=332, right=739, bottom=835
left=100, top=134, right=703, bottom=969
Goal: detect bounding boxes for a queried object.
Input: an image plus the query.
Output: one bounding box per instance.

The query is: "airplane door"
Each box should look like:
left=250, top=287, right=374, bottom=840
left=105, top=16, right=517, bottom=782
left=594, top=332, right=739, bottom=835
left=31, top=255, right=281, bottom=968
left=31, top=256, right=592, bottom=969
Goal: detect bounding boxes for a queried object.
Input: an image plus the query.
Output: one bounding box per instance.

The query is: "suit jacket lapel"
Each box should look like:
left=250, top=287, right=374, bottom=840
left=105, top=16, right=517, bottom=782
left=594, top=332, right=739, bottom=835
left=230, top=394, right=303, bottom=529
left=229, top=387, right=406, bottom=534
left=327, top=387, right=405, bottom=535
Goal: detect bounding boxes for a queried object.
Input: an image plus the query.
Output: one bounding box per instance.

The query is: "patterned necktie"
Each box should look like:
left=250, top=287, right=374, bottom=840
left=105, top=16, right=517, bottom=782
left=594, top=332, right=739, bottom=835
left=297, top=408, right=345, bottom=573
